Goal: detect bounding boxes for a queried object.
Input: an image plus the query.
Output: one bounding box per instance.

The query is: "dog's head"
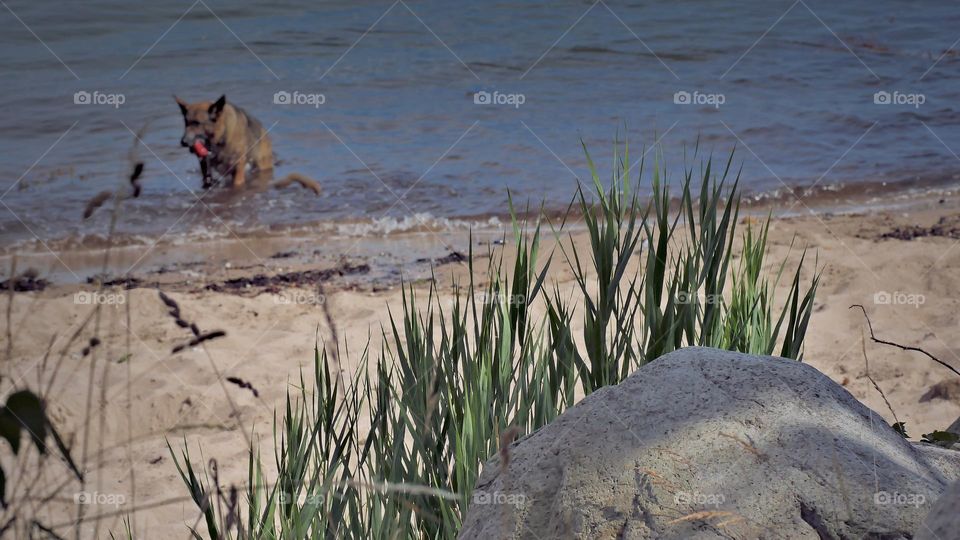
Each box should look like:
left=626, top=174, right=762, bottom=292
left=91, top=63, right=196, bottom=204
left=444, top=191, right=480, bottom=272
left=175, top=95, right=227, bottom=153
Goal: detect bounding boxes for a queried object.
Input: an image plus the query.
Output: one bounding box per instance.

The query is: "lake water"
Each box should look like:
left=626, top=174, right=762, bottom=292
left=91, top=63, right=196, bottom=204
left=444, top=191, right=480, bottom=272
left=2, top=0, right=960, bottom=253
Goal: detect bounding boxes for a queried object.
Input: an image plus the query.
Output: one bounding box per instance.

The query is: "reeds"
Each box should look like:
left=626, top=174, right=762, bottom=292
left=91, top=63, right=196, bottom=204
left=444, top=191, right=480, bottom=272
left=172, top=140, right=819, bottom=539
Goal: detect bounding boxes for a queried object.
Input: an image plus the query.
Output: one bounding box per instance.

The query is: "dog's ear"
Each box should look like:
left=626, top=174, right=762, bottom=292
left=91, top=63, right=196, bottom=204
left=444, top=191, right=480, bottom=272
left=174, top=95, right=188, bottom=116
left=209, top=95, right=227, bottom=119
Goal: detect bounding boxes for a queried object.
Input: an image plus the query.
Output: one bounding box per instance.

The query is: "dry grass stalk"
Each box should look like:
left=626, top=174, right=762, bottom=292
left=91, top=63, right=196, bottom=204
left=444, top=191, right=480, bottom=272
left=718, top=431, right=765, bottom=460
left=499, top=426, right=522, bottom=470
left=667, top=510, right=738, bottom=525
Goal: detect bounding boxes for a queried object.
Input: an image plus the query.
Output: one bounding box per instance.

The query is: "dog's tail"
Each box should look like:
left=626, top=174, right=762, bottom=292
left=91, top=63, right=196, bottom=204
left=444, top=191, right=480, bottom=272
left=273, top=173, right=321, bottom=195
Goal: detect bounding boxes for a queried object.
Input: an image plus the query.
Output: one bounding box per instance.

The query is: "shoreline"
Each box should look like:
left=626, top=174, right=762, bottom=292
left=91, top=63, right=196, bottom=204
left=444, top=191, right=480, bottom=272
left=3, top=176, right=959, bottom=287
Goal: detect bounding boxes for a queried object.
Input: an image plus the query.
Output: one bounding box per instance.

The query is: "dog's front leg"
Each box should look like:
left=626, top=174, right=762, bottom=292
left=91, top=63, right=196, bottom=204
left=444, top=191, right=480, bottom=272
left=200, top=157, right=214, bottom=189
left=232, top=158, right=247, bottom=187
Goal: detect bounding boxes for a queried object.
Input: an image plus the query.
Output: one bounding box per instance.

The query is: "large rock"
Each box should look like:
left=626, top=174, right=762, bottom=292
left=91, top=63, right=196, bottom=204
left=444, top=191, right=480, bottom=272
left=460, top=348, right=960, bottom=539
left=915, top=480, right=960, bottom=540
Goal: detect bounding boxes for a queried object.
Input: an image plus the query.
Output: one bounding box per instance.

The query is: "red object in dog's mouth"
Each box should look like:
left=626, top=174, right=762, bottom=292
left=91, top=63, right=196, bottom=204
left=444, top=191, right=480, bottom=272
left=192, top=140, right=209, bottom=158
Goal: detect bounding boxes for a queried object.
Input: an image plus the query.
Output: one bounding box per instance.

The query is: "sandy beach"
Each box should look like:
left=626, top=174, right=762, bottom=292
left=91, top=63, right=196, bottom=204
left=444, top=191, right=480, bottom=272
left=1, top=189, right=959, bottom=537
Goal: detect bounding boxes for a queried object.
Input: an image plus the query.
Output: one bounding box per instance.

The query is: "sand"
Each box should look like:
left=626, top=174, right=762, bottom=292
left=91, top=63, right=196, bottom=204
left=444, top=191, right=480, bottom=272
left=3, top=192, right=960, bottom=538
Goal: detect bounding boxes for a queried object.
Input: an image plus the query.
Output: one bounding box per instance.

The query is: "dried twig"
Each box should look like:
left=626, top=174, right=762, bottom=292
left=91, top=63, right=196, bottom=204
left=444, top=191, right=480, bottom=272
left=859, top=329, right=903, bottom=432
left=850, top=304, right=960, bottom=378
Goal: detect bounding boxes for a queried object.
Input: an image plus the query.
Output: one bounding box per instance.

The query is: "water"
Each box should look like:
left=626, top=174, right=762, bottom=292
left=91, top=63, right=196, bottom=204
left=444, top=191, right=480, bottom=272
left=2, top=0, right=960, bottom=253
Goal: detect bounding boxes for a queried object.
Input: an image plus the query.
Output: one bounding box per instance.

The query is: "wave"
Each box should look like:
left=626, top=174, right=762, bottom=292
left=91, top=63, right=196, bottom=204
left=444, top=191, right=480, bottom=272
left=2, top=213, right=508, bottom=256
left=332, top=214, right=505, bottom=237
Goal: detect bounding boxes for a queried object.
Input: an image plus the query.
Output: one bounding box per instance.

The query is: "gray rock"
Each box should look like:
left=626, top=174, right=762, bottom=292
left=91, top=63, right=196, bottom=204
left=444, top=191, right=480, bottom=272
left=460, top=347, right=960, bottom=540
left=915, top=480, right=960, bottom=540
left=949, top=416, right=960, bottom=436
left=946, top=416, right=960, bottom=450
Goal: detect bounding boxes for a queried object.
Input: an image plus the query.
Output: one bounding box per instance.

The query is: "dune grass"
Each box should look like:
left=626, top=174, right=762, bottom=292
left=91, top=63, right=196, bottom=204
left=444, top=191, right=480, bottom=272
left=171, top=141, right=819, bottom=539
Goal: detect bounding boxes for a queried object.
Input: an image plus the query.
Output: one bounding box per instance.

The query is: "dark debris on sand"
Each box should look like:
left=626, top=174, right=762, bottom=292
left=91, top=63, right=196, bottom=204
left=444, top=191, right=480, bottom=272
left=879, top=216, right=960, bottom=241
left=416, top=251, right=467, bottom=266
left=0, top=269, right=49, bottom=292
left=86, top=275, right=147, bottom=289
left=205, top=262, right=370, bottom=293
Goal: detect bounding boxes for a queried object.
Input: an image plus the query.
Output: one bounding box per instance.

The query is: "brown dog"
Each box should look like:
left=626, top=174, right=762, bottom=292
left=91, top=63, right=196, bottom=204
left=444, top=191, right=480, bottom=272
left=175, top=95, right=320, bottom=194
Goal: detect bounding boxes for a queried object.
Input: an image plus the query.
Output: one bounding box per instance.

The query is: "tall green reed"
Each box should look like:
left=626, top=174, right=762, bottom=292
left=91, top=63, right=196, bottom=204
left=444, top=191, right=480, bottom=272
left=170, top=140, right=819, bottom=539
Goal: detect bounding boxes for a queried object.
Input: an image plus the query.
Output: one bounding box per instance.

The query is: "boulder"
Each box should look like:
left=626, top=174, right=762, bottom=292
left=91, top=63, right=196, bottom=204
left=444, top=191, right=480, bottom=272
left=915, top=479, right=960, bottom=539
left=460, top=347, right=960, bottom=539
left=945, top=415, right=960, bottom=450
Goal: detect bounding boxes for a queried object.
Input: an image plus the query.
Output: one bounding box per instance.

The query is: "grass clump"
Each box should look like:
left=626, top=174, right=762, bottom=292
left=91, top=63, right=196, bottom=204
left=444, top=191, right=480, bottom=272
left=170, top=139, right=819, bottom=539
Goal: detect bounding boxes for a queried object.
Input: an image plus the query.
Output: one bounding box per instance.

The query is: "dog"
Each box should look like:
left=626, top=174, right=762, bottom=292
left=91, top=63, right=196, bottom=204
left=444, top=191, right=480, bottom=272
left=175, top=95, right=320, bottom=194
